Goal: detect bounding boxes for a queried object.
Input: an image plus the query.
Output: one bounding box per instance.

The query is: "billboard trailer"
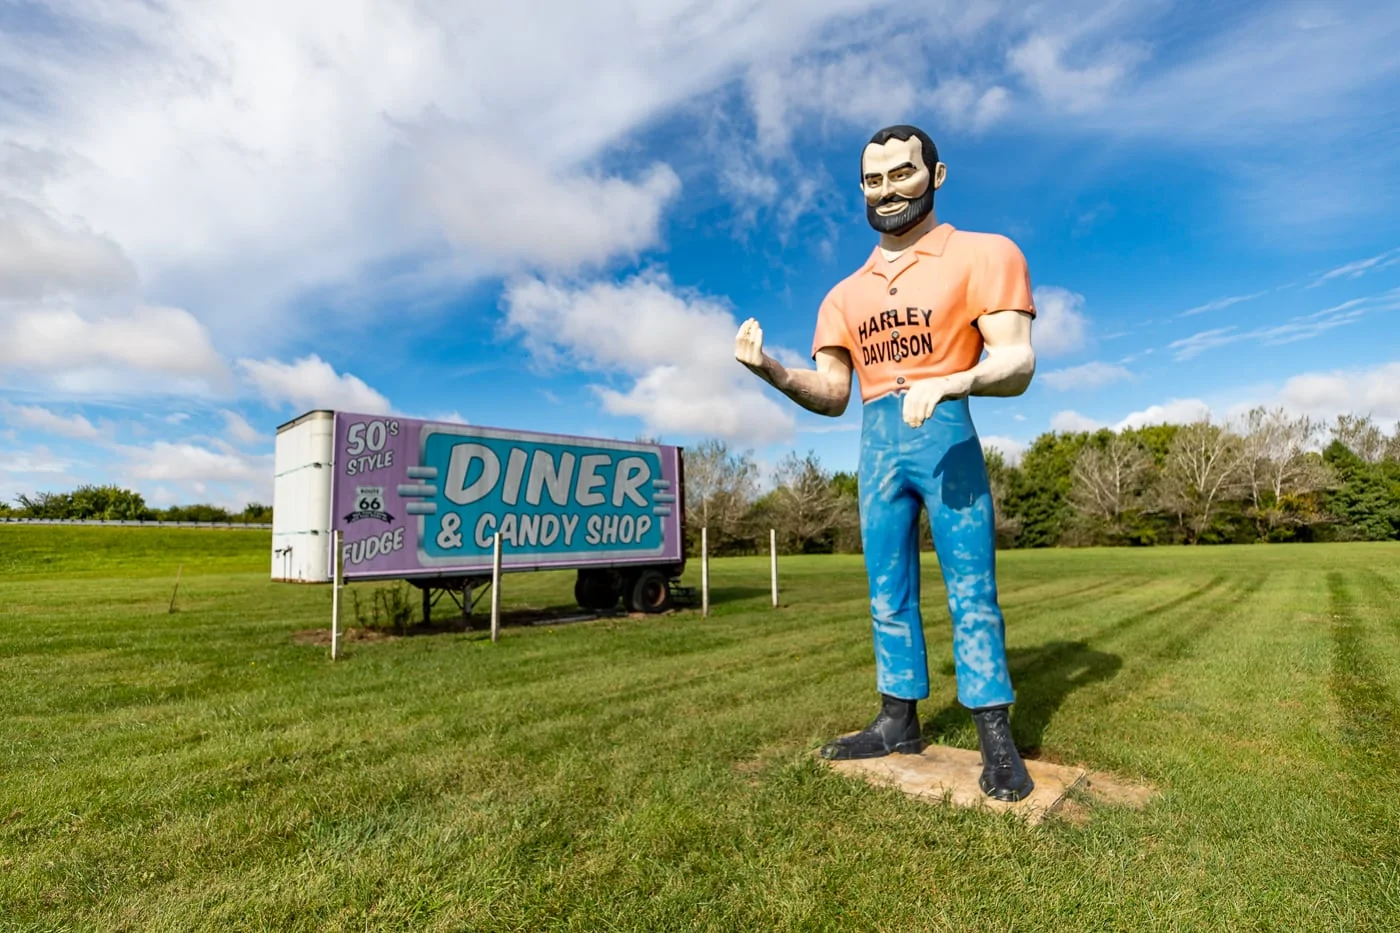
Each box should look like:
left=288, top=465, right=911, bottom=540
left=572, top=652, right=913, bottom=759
left=273, top=411, right=692, bottom=622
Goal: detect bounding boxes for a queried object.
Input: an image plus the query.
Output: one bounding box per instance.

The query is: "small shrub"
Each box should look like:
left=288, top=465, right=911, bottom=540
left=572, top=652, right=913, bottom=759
left=349, top=582, right=419, bottom=635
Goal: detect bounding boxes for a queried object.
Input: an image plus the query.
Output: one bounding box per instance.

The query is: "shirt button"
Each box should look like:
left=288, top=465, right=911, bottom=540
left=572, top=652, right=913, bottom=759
left=896, top=377, right=906, bottom=385
left=891, top=330, right=899, bottom=338
left=889, top=287, right=897, bottom=295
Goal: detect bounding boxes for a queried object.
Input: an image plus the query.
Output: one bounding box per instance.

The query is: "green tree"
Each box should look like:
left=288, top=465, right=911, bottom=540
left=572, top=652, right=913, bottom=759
left=16, top=490, right=76, bottom=518
left=825, top=471, right=862, bottom=552
left=162, top=504, right=233, bottom=523
left=239, top=502, right=273, bottom=523
left=67, top=485, right=153, bottom=521
left=1003, top=431, right=1092, bottom=547
left=1121, top=423, right=1180, bottom=467
left=983, top=447, right=1024, bottom=548
left=829, top=471, right=858, bottom=500
left=1320, top=441, right=1400, bottom=541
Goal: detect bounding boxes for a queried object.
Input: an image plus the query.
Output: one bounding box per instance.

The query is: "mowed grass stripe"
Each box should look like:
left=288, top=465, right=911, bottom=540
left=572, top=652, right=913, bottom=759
left=5, top=531, right=1400, bottom=931
left=1325, top=570, right=1400, bottom=927
left=1328, top=571, right=1400, bottom=768
left=1040, top=566, right=1384, bottom=933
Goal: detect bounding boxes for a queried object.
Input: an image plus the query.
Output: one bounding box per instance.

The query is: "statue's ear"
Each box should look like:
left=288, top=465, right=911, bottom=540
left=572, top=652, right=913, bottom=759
left=932, top=162, right=947, bottom=190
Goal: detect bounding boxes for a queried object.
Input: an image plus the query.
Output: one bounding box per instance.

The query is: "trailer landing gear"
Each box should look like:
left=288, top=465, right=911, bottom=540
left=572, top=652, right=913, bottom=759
left=412, top=577, right=491, bottom=629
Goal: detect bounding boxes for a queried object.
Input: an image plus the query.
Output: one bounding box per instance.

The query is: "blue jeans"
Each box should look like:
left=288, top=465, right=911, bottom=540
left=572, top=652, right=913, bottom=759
left=858, top=392, right=1015, bottom=709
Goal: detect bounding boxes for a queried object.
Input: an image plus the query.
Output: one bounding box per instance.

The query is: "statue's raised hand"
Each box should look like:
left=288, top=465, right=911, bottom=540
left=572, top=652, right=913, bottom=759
left=735, top=318, right=766, bottom=371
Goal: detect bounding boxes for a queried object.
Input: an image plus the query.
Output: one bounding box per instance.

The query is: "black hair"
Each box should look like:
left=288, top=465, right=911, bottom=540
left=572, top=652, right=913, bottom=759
left=864, top=125, right=939, bottom=177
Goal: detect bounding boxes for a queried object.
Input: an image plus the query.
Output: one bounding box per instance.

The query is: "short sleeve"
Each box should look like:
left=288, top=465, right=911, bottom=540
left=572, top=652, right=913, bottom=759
left=972, top=235, right=1035, bottom=322
left=811, top=285, right=853, bottom=358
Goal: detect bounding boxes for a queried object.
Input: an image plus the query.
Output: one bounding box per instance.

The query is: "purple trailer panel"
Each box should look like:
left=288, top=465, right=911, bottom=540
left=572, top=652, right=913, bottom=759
left=329, top=413, right=683, bottom=580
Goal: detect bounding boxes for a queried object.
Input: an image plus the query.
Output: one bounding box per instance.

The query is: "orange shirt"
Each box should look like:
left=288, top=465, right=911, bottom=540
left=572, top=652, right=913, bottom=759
left=810, top=223, right=1035, bottom=403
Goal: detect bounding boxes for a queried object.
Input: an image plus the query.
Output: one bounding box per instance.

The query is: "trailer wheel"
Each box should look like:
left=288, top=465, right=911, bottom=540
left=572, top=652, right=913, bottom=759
left=575, top=570, right=619, bottom=611
left=627, top=569, right=672, bottom=614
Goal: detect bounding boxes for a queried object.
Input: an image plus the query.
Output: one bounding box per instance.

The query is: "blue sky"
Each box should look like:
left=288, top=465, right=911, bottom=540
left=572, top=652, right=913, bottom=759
left=1, top=0, right=1398, bottom=508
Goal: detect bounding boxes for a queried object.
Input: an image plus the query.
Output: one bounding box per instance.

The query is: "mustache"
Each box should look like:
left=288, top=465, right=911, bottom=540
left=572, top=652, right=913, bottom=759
left=878, top=196, right=910, bottom=208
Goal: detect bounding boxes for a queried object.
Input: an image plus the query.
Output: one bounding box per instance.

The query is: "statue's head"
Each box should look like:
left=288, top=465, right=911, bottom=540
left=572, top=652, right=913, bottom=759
left=862, top=124, right=946, bottom=235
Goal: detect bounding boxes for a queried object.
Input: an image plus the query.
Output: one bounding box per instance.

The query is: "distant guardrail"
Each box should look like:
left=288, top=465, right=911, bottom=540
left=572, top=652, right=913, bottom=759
left=0, top=518, right=273, bottom=530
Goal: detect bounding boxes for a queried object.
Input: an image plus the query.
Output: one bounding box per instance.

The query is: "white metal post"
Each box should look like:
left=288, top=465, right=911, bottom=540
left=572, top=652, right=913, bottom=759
left=701, top=526, right=710, bottom=617
left=770, top=528, right=778, bottom=608
left=491, top=532, right=503, bottom=642
left=331, top=529, right=343, bottom=660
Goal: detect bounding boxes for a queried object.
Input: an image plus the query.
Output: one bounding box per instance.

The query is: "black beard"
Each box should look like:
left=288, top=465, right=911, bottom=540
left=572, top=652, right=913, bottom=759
left=866, top=186, right=934, bottom=235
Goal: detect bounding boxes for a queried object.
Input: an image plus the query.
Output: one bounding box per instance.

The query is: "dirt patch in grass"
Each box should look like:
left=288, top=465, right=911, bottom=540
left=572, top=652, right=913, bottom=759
left=1054, top=771, right=1160, bottom=825
left=292, top=626, right=397, bottom=646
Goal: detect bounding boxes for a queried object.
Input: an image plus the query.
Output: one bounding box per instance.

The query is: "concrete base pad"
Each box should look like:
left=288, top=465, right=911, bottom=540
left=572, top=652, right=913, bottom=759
left=821, top=742, right=1149, bottom=824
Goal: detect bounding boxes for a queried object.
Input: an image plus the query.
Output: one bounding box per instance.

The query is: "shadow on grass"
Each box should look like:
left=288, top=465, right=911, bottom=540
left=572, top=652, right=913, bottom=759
left=698, top=585, right=775, bottom=607
left=923, top=640, right=1122, bottom=755
left=299, top=587, right=777, bottom=645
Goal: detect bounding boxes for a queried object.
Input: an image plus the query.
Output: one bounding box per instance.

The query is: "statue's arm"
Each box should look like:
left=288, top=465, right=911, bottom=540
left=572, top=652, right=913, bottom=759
left=951, top=309, right=1036, bottom=399
left=735, top=318, right=853, bottom=417
left=900, top=309, right=1034, bottom=429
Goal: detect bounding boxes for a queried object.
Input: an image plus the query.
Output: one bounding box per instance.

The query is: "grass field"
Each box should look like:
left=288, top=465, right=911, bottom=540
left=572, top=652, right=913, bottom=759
left=3, top=526, right=1399, bottom=931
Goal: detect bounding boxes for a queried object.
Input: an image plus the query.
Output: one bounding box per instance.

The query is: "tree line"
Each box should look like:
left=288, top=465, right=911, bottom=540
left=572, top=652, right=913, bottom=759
left=5, top=408, right=1397, bottom=550
left=0, top=485, right=272, bottom=524
left=682, top=409, right=1400, bottom=554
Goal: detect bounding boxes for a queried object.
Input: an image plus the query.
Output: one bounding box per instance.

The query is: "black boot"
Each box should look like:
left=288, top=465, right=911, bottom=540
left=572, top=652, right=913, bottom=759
left=819, top=694, right=923, bottom=760
left=971, top=706, right=1034, bottom=801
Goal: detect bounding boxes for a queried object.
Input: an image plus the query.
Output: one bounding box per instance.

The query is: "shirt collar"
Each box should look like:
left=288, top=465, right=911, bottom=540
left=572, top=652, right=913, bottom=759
left=859, top=222, right=956, bottom=275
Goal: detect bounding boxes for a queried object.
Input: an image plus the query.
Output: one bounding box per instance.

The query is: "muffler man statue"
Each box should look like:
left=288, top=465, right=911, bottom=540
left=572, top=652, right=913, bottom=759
left=735, top=124, right=1036, bottom=801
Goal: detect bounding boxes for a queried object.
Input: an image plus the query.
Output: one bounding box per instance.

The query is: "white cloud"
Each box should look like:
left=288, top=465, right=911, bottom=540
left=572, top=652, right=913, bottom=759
left=1308, top=247, right=1400, bottom=288
left=745, top=50, right=921, bottom=152
left=1116, top=399, right=1213, bottom=431
left=1179, top=290, right=1269, bottom=317
left=1277, top=361, right=1400, bottom=423
left=1167, top=290, right=1399, bottom=361
left=0, top=401, right=101, bottom=440
left=121, top=442, right=270, bottom=485
left=1050, top=360, right=1400, bottom=445
left=1031, top=285, right=1091, bottom=357
left=4, top=0, right=1393, bottom=420
left=221, top=410, right=265, bottom=446
left=988, top=1, right=1398, bottom=170
left=1051, top=398, right=1212, bottom=433
left=0, top=444, right=78, bottom=506
left=417, top=137, right=682, bottom=273
left=501, top=271, right=796, bottom=444
left=0, top=197, right=136, bottom=299
left=1, top=0, right=914, bottom=354
left=236, top=355, right=391, bottom=415
left=0, top=304, right=230, bottom=393
left=0, top=445, right=71, bottom=475
left=1008, top=33, right=1149, bottom=114
left=998, top=5, right=1400, bottom=231
left=1039, top=361, right=1132, bottom=391
left=115, top=441, right=273, bottom=509
left=980, top=434, right=1026, bottom=464
left=931, top=80, right=1012, bottom=133
left=1050, top=410, right=1104, bottom=433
